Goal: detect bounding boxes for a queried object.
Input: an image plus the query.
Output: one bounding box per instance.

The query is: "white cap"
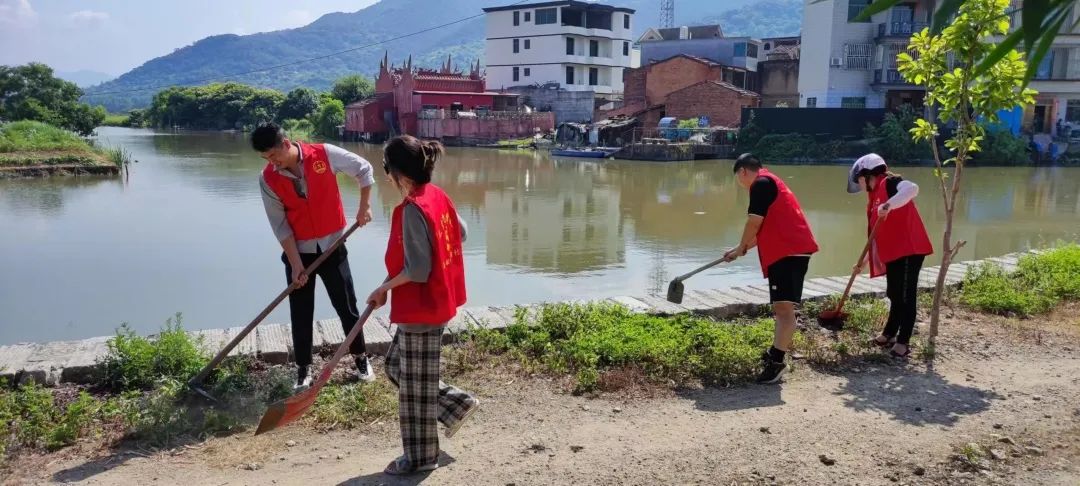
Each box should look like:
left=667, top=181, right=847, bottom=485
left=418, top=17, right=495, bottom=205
left=848, top=153, right=887, bottom=193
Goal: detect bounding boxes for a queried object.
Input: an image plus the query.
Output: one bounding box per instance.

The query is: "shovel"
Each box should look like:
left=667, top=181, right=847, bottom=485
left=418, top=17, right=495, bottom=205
left=666, top=255, right=731, bottom=304
left=255, top=304, right=374, bottom=435
left=817, top=219, right=882, bottom=329
left=187, top=222, right=362, bottom=402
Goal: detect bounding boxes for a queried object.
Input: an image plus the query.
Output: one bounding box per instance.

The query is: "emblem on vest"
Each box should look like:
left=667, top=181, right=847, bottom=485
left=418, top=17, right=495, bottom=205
left=313, top=159, right=328, bottom=174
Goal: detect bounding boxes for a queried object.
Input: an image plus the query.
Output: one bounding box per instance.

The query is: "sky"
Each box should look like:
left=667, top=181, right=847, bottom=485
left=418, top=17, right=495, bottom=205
left=0, top=0, right=378, bottom=76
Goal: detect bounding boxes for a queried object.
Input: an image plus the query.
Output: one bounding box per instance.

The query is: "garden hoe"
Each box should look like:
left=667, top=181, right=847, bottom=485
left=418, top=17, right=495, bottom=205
left=255, top=304, right=373, bottom=435
left=817, top=219, right=882, bottom=329
left=667, top=254, right=731, bottom=304
left=187, top=222, right=362, bottom=402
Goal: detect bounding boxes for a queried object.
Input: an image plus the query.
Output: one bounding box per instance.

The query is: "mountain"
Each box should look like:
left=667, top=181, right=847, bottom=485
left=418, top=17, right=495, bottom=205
left=698, top=0, right=803, bottom=38
left=83, top=0, right=801, bottom=112
left=55, top=70, right=114, bottom=88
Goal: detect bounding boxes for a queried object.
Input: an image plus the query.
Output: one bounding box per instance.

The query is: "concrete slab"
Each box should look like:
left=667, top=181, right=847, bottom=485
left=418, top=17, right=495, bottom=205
left=363, top=321, right=393, bottom=356
left=725, top=286, right=771, bottom=306
left=225, top=326, right=257, bottom=357
left=684, top=289, right=728, bottom=308
left=807, top=277, right=847, bottom=295
left=59, top=336, right=110, bottom=384
left=802, top=279, right=838, bottom=297
left=316, top=319, right=347, bottom=347
left=634, top=294, right=691, bottom=315
left=0, top=343, right=37, bottom=382
left=464, top=306, right=509, bottom=329
left=855, top=276, right=888, bottom=293
left=607, top=296, right=653, bottom=313
left=192, top=328, right=230, bottom=353
left=489, top=306, right=519, bottom=328
left=671, top=291, right=716, bottom=312
left=256, top=323, right=291, bottom=364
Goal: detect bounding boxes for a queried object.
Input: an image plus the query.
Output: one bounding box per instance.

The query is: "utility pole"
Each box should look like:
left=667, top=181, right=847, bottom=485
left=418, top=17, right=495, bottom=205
left=660, top=0, right=675, bottom=28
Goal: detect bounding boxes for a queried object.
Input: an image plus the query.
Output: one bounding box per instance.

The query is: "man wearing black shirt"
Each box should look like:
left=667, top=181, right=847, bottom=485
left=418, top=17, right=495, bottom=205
left=724, top=153, right=819, bottom=384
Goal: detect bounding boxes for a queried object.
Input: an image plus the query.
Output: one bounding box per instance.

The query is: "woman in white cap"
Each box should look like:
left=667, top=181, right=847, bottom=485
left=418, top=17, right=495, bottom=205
left=849, top=153, right=933, bottom=359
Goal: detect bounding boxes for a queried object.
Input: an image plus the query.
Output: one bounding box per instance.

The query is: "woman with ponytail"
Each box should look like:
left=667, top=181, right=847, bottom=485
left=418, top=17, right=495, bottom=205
left=848, top=153, right=933, bottom=359
left=366, top=135, right=478, bottom=475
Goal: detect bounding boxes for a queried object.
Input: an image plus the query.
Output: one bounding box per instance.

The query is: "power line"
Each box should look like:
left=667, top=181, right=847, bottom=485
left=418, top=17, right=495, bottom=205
left=83, top=0, right=530, bottom=98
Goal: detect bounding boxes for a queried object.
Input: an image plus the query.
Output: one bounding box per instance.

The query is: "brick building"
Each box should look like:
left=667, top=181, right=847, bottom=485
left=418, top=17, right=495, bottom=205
left=663, top=81, right=759, bottom=128
left=602, top=54, right=759, bottom=129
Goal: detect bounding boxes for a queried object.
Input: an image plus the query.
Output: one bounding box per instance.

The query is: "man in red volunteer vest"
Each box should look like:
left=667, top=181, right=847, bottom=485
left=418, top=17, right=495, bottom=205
left=723, top=153, right=819, bottom=384
left=252, top=122, right=375, bottom=389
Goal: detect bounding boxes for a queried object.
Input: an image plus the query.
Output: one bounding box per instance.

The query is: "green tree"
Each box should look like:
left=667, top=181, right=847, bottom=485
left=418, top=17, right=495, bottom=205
left=278, top=88, right=320, bottom=121
left=898, top=0, right=1037, bottom=346
left=144, top=82, right=283, bottom=130
left=0, top=63, right=106, bottom=136
left=312, top=99, right=345, bottom=139
left=330, top=75, right=374, bottom=106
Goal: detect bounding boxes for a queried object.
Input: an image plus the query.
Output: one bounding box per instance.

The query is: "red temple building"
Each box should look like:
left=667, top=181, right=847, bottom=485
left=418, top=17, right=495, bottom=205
left=345, top=53, right=554, bottom=144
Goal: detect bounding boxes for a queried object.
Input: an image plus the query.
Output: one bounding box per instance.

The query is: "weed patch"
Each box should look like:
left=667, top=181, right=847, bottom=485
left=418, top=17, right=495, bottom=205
left=960, top=245, right=1080, bottom=316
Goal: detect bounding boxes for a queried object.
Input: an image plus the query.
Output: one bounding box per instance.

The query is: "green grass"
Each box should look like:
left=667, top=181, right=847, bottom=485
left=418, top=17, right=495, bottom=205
left=101, top=114, right=130, bottom=127
left=960, top=244, right=1080, bottom=316
left=0, top=121, right=91, bottom=153
left=99, top=314, right=209, bottom=391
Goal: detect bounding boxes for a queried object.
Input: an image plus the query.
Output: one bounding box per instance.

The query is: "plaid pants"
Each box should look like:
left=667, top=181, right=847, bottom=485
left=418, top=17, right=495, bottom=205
left=385, top=326, right=477, bottom=467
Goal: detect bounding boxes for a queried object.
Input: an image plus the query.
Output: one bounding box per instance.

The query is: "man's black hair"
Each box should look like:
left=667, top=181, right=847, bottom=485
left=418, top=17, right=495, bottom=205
left=251, top=122, right=285, bottom=152
left=733, top=152, right=762, bottom=173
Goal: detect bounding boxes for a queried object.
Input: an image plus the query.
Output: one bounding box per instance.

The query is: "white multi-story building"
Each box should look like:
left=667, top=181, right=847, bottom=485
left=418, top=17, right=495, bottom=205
left=798, top=0, right=936, bottom=110
left=483, top=1, right=636, bottom=96
left=799, top=0, right=1080, bottom=135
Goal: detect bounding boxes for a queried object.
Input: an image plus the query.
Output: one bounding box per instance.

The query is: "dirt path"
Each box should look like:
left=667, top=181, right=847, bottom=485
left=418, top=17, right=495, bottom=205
left=8, top=314, right=1080, bottom=485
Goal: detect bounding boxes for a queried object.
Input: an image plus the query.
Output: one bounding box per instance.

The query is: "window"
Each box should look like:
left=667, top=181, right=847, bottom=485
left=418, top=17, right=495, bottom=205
left=513, top=67, right=520, bottom=82
left=513, top=11, right=519, bottom=26
left=589, top=40, right=599, bottom=57
left=524, top=39, right=531, bottom=49
left=524, top=11, right=531, bottom=22
left=806, top=97, right=817, bottom=107
left=513, top=39, right=519, bottom=53
left=565, top=66, right=575, bottom=85
left=623, top=41, right=629, bottom=56
left=848, top=0, right=872, bottom=22
left=844, top=43, right=873, bottom=70
left=589, top=67, right=598, bottom=86
left=536, top=7, right=557, bottom=24
left=1067, top=100, right=1080, bottom=122
left=746, top=43, right=758, bottom=58
left=841, top=97, right=867, bottom=108
left=764, top=42, right=772, bottom=50
left=734, top=42, right=746, bottom=57
left=623, top=13, right=630, bottom=29
left=566, top=37, right=575, bottom=55
left=524, top=67, right=531, bottom=77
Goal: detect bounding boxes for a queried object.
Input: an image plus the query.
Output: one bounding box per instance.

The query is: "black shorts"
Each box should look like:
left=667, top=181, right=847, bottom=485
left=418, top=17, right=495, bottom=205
left=766, top=256, right=811, bottom=304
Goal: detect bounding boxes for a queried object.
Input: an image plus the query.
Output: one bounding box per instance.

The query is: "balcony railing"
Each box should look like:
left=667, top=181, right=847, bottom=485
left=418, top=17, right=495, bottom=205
left=873, top=69, right=913, bottom=85
left=877, top=21, right=929, bottom=39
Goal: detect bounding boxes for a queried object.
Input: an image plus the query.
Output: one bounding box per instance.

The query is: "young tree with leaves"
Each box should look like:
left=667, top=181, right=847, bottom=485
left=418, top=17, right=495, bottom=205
left=897, top=0, right=1037, bottom=347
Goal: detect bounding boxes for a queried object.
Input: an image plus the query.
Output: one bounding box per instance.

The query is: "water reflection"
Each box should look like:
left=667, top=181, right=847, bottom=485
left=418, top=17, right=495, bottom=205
left=3, top=127, right=1080, bottom=344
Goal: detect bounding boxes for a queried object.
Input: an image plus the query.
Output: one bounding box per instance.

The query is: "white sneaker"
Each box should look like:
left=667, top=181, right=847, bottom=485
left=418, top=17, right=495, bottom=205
left=355, top=355, right=375, bottom=383
left=295, top=365, right=313, bottom=390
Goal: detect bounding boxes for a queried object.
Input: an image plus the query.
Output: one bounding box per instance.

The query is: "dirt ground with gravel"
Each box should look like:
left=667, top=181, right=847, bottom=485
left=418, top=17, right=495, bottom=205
left=4, top=306, right=1080, bottom=486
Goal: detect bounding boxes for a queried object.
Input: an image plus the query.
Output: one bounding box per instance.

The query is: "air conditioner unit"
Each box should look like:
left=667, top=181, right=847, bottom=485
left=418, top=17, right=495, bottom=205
left=830, top=57, right=844, bottom=67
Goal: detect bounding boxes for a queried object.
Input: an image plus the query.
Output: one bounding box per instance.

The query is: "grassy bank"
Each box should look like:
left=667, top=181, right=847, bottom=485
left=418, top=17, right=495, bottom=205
left=4, top=246, right=1079, bottom=468
left=0, top=121, right=130, bottom=172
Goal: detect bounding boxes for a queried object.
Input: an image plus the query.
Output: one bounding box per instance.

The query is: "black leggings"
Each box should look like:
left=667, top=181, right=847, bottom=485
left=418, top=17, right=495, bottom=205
left=881, top=254, right=925, bottom=345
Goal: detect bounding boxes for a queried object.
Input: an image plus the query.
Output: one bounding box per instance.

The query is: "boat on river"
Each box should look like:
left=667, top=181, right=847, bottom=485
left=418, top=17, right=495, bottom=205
left=550, top=147, right=619, bottom=158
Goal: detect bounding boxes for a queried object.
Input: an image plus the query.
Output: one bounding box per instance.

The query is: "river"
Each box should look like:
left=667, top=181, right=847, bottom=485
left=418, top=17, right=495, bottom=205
left=1, top=127, right=1078, bottom=345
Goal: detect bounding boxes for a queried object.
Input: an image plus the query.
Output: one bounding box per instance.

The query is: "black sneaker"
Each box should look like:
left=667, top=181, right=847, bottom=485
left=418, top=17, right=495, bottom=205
left=295, top=365, right=313, bottom=390
left=756, top=357, right=787, bottom=385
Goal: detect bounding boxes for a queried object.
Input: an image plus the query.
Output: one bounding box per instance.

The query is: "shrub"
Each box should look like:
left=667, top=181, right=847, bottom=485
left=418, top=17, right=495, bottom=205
left=752, top=133, right=842, bottom=162
left=99, top=314, right=209, bottom=391
left=864, top=105, right=933, bottom=163
left=972, top=129, right=1029, bottom=165
left=308, top=381, right=397, bottom=430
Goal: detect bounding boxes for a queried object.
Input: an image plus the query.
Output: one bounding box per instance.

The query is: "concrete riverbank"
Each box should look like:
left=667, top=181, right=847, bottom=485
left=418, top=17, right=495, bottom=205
left=0, top=252, right=1028, bottom=386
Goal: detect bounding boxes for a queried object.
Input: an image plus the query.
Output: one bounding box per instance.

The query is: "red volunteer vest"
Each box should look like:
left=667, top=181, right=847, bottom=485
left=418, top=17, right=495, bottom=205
left=262, top=143, right=347, bottom=241
left=867, top=176, right=933, bottom=278
left=755, top=169, right=819, bottom=277
left=385, top=184, right=467, bottom=324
